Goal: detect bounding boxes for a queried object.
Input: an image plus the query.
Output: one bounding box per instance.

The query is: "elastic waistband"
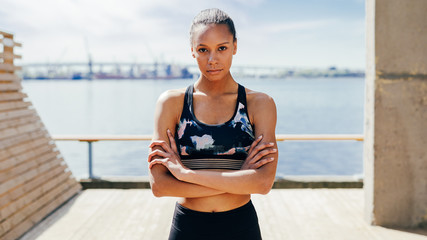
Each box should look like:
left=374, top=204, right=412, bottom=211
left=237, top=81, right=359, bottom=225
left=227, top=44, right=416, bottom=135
left=175, top=200, right=254, bottom=218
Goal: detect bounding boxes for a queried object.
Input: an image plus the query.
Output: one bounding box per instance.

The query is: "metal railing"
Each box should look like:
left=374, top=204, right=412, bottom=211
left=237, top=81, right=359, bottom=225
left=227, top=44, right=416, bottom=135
left=52, top=134, right=364, bottom=179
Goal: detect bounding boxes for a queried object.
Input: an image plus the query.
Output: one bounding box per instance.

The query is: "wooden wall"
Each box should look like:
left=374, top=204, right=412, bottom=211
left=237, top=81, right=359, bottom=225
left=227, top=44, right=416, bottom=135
left=0, top=31, right=82, bottom=239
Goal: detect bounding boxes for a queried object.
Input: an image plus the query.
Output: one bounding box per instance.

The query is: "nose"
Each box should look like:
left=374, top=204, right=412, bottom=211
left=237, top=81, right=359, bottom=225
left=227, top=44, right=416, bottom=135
left=208, top=52, right=218, bottom=65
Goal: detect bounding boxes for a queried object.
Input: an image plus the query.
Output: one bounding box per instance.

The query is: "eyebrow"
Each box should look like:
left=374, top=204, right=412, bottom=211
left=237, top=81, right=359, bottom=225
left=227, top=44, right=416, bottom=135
left=198, top=42, right=230, bottom=47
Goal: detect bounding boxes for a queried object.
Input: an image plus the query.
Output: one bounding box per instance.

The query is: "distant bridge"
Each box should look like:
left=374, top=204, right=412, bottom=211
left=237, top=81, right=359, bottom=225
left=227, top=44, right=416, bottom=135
left=21, top=62, right=294, bottom=71
left=20, top=62, right=363, bottom=79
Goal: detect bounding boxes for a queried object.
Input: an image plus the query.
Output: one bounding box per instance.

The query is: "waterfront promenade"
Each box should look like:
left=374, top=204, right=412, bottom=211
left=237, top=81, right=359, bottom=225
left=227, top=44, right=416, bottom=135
left=3, top=0, right=427, bottom=238
left=19, top=188, right=427, bottom=240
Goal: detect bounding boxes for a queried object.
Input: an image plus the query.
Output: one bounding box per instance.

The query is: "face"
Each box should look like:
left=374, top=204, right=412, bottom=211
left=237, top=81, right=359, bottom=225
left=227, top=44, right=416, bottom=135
left=191, top=24, right=237, bottom=81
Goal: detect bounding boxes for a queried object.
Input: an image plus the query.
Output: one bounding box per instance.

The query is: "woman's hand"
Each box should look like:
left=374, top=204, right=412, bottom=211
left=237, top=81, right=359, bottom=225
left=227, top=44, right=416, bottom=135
left=148, top=129, right=189, bottom=180
left=241, top=135, right=277, bottom=170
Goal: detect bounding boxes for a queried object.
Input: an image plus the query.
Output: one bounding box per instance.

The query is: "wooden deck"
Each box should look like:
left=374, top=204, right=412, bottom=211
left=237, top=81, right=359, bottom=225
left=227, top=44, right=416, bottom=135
left=18, top=189, right=427, bottom=240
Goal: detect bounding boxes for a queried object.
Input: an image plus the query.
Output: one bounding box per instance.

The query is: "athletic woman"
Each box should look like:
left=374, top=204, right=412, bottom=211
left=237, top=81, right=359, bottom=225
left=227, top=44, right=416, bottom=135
left=148, top=8, right=278, bottom=240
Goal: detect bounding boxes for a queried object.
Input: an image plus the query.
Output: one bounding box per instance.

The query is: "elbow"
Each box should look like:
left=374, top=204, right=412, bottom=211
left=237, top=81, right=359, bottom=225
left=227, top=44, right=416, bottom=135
left=149, top=175, right=168, bottom=197
left=255, top=177, right=274, bottom=195
left=259, top=188, right=271, bottom=195
left=257, top=182, right=273, bottom=195
left=150, top=175, right=174, bottom=197
left=150, top=182, right=165, bottom=197
left=149, top=165, right=170, bottom=197
left=253, top=166, right=276, bottom=195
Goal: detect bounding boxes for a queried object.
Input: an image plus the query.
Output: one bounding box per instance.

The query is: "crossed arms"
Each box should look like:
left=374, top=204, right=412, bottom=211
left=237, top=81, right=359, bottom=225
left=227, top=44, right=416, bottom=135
left=148, top=89, right=278, bottom=197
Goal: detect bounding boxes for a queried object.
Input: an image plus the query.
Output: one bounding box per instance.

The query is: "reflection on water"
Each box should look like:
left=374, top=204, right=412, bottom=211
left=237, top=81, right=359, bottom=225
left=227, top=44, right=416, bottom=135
left=22, top=77, right=365, bottom=178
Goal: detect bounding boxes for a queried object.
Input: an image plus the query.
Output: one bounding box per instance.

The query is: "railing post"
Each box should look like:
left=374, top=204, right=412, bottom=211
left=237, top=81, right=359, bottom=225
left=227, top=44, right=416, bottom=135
left=88, top=141, right=94, bottom=179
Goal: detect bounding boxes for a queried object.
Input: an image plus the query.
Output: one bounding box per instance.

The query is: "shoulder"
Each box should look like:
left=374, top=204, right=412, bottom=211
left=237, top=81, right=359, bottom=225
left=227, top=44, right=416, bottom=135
left=157, top=87, right=187, bottom=106
left=154, top=87, right=187, bottom=123
left=244, top=87, right=277, bottom=125
left=245, top=87, right=276, bottom=110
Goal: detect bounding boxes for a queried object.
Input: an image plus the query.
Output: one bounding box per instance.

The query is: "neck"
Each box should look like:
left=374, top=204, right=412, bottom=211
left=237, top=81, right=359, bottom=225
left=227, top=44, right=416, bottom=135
left=194, top=72, right=237, bottom=95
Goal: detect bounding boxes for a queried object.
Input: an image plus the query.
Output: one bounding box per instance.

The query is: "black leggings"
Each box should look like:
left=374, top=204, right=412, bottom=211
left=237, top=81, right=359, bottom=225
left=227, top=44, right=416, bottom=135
left=168, top=200, right=262, bottom=240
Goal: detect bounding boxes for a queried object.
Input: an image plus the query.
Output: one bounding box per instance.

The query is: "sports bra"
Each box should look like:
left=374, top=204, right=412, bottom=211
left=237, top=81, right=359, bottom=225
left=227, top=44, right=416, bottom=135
left=175, top=84, right=255, bottom=170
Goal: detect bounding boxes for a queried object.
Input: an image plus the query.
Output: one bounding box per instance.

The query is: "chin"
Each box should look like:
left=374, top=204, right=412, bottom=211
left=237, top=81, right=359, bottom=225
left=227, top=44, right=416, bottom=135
left=203, top=74, right=227, bottom=82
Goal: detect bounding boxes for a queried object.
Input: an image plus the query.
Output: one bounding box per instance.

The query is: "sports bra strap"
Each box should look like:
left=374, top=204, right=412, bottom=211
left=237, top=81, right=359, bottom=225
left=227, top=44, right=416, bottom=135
left=185, top=84, right=245, bottom=111
left=237, top=84, right=247, bottom=107
left=184, top=84, right=193, bottom=110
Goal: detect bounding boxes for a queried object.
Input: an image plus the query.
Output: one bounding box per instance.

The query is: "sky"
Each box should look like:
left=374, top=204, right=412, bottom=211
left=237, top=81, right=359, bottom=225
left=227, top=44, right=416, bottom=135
left=1, top=0, right=365, bottom=69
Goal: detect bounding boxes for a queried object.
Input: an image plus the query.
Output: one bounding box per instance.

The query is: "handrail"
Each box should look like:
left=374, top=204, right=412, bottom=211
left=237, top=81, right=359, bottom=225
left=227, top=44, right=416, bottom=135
left=52, top=134, right=364, bottom=142
left=51, top=134, right=364, bottom=179
left=52, top=134, right=154, bottom=141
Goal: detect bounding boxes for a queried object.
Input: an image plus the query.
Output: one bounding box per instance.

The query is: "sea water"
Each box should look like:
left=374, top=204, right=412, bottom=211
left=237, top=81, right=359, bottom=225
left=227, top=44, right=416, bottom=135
left=22, top=77, right=365, bottom=178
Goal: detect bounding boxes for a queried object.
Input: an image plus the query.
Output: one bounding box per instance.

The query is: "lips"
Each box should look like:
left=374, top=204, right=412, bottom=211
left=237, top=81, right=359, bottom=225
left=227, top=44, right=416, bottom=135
left=207, top=69, right=222, bottom=74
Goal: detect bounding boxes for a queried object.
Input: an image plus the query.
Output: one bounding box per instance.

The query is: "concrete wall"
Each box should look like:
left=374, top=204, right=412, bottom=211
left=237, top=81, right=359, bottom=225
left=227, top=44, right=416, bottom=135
left=364, top=0, right=427, bottom=228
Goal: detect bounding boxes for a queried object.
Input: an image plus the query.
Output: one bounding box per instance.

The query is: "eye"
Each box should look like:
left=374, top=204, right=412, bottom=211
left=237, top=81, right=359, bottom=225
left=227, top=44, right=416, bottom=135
left=218, top=46, right=227, bottom=51
left=198, top=48, right=208, bottom=53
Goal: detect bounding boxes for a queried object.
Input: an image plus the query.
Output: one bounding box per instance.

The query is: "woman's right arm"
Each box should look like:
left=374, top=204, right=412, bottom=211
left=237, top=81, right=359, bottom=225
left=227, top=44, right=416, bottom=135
left=149, top=89, right=225, bottom=198
left=150, top=165, right=225, bottom=197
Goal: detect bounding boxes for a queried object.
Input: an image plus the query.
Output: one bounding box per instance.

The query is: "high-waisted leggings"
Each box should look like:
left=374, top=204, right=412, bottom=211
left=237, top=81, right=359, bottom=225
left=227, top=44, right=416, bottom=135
left=168, top=200, right=262, bottom=240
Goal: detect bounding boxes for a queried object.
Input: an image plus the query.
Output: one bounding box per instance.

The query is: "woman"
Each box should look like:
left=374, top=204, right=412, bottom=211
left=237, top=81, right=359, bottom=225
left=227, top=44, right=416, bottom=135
left=148, top=8, right=278, bottom=240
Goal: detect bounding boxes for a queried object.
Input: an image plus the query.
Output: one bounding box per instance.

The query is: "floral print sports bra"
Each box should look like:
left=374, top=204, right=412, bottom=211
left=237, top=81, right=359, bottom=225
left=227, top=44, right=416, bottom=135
left=175, top=84, right=255, bottom=170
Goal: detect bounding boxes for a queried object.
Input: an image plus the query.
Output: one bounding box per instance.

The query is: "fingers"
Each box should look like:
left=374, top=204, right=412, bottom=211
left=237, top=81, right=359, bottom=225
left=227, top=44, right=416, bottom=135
left=149, top=140, right=172, bottom=153
left=248, top=135, right=263, bottom=154
left=250, top=157, right=275, bottom=169
left=249, top=148, right=277, bottom=165
left=167, top=129, right=179, bottom=154
left=148, top=149, right=169, bottom=162
left=247, top=141, right=275, bottom=160
left=149, top=159, right=167, bottom=169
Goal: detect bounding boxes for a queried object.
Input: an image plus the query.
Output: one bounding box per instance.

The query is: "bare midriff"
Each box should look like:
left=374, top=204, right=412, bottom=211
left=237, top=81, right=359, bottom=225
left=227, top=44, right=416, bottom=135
left=178, top=193, right=251, bottom=213
left=178, top=169, right=251, bottom=213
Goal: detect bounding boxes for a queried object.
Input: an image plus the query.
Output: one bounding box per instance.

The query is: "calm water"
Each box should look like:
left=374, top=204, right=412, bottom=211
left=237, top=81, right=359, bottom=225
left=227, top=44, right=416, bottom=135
left=22, top=77, right=365, bottom=178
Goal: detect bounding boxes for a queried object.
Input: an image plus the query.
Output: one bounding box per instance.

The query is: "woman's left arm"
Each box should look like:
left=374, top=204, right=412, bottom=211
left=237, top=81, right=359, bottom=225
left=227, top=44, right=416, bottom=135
left=177, top=92, right=278, bottom=195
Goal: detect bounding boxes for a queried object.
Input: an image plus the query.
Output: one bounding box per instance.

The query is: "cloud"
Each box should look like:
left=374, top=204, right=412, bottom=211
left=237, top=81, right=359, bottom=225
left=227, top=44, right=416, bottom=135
left=232, top=0, right=265, bottom=7
left=0, top=0, right=365, bottom=68
left=0, top=0, right=191, bottom=62
left=260, top=19, right=337, bottom=34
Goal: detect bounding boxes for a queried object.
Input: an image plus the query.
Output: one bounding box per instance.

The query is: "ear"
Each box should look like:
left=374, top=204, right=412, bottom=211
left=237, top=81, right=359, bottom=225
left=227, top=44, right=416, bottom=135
left=191, top=46, right=196, bottom=58
left=233, top=40, right=237, bottom=55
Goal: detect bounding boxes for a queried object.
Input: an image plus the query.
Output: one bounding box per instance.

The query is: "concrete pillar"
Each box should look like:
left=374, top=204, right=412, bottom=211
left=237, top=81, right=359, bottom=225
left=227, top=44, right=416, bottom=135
left=364, top=0, right=427, bottom=228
